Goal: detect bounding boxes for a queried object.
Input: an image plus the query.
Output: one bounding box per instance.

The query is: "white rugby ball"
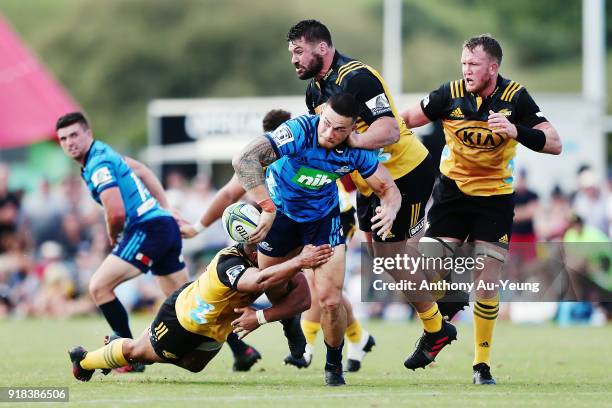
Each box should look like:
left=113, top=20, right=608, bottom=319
left=222, top=202, right=260, bottom=243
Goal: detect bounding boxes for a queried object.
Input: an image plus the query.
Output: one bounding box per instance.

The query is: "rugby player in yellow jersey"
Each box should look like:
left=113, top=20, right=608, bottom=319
left=400, top=34, right=561, bottom=384
left=181, top=109, right=376, bottom=372
left=287, top=20, right=461, bottom=372
left=68, top=226, right=333, bottom=381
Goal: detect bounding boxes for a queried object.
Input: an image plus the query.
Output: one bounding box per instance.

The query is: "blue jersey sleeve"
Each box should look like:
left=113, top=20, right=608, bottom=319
left=264, top=116, right=311, bottom=157
left=350, top=149, right=379, bottom=179
left=87, top=156, right=118, bottom=195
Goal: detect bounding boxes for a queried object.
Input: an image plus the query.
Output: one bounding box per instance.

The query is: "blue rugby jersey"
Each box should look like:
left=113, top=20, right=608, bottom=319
left=264, top=115, right=378, bottom=222
left=81, top=140, right=169, bottom=228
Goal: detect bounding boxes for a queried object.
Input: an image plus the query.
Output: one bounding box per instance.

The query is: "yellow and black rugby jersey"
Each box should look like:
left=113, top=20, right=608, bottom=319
left=306, top=51, right=429, bottom=197
left=175, top=244, right=258, bottom=343
left=420, top=75, right=547, bottom=196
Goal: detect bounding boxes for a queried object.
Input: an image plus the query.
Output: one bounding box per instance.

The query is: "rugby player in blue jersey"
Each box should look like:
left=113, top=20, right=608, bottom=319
left=57, top=112, right=189, bottom=372
left=233, top=93, right=401, bottom=386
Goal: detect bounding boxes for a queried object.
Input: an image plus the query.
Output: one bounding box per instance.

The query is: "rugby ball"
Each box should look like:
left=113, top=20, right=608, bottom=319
left=222, top=202, right=260, bottom=243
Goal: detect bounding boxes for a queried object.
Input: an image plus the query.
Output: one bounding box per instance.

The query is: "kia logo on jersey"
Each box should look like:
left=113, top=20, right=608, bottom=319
left=455, top=126, right=504, bottom=150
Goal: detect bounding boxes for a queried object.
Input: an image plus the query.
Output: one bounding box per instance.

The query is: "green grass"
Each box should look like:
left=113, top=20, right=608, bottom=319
left=0, top=317, right=610, bottom=407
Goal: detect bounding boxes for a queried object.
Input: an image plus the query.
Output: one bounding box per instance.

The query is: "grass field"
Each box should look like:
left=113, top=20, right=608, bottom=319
left=0, top=316, right=610, bottom=407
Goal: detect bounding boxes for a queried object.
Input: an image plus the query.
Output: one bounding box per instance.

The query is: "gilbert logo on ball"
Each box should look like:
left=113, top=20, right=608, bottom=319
left=222, top=202, right=260, bottom=243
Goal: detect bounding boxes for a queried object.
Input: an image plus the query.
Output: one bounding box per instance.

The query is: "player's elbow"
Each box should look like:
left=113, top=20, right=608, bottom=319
left=386, top=121, right=400, bottom=144
left=107, top=209, right=125, bottom=227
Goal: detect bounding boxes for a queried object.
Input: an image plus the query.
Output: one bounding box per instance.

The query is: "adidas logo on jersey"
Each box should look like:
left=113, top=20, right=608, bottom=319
left=498, top=234, right=509, bottom=244
left=450, top=107, right=464, bottom=118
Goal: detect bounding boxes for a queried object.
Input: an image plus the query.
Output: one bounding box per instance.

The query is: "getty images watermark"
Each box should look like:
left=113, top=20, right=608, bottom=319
left=360, top=242, right=612, bottom=303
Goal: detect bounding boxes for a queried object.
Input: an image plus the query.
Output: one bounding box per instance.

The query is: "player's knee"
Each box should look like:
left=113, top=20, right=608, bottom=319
left=474, top=243, right=507, bottom=264
left=318, top=291, right=341, bottom=312
left=88, top=280, right=111, bottom=302
left=418, top=236, right=458, bottom=258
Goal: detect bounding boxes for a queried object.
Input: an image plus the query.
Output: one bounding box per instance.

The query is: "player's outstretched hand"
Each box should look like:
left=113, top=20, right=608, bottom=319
left=180, top=224, right=198, bottom=239
left=298, top=244, right=334, bottom=268
left=371, top=206, right=396, bottom=241
left=248, top=210, right=276, bottom=244
left=231, top=307, right=259, bottom=339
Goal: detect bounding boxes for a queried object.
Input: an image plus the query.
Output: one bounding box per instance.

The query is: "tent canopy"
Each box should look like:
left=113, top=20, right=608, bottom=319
left=0, top=14, right=78, bottom=149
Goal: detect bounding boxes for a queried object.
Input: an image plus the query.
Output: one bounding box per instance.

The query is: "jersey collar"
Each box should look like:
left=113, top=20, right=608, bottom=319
left=320, top=51, right=340, bottom=82
left=80, top=140, right=96, bottom=172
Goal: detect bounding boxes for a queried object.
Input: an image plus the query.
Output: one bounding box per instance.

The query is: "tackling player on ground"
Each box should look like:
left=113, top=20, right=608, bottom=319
left=68, top=219, right=333, bottom=381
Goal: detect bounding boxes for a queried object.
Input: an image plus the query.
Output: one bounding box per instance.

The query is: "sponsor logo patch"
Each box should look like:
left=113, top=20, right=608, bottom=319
left=225, top=264, right=245, bottom=286
left=259, top=241, right=273, bottom=251
left=455, top=126, right=504, bottom=150
left=292, top=167, right=339, bottom=189
left=365, top=93, right=391, bottom=116
left=422, top=95, right=430, bottom=108
left=334, top=166, right=352, bottom=175
left=409, top=218, right=425, bottom=237
left=91, top=166, right=113, bottom=187
left=269, top=125, right=294, bottom=147
left=498, top=108, right=512, bottom=117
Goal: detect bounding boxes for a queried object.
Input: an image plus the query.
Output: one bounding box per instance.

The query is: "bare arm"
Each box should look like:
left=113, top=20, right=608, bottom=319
left=488, top=112, right=562, bottom=156
left=99, top=187, right=126, bottom=246
left=181, top=175, right=246, bottom=238
left=237, top=244, right=333, bottom=292
left=534, top=122, right=562, bottom=155
left=364, top=164, right=402, bottom=239
left=201, top=175, right=246, bottom=227
left=232, top=136, right=278, bottom=199
left=400, top=104, right=432, bottom=129
left=347, top=116, right=399, bottom=149
left=231, top=273, right=311, bottom=338
left=124, top=156, right=170, bottom=209
left=232, top=136, right=279, bottom=242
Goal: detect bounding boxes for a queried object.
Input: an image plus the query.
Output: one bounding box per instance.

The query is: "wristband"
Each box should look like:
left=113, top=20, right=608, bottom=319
left=193, top=220, right=206, bottom=233
left=515, top=125, right=546, bottom=152
left=256, top=309, right=268, bottom=325
left=257, top=198, right=276, bottom=213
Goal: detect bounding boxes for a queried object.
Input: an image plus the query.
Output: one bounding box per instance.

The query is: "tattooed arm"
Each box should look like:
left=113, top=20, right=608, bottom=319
left=232, top=136, right=279, bottom=243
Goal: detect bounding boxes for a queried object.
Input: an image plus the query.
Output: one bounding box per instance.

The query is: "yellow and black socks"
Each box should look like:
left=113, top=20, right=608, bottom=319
left=473, top=297, right=499, bottom=366
left=301, top=319, right=321, bottom=345
left=417, top=303, right=443, bottom=333
left=80, top=339, right=128, bottom=370
left=345, top=320, right=363, bottom=344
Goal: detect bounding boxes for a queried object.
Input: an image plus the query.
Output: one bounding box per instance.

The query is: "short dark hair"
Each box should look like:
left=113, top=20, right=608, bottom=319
left=56, top=112, right=89, bottom=131
left=287, top=19, right=332, bottom=46
left=262, top=109, right=291, bottom=132
left=327, top=92, right=358, bottom=121
left=464, top=34, right=503, bottom=64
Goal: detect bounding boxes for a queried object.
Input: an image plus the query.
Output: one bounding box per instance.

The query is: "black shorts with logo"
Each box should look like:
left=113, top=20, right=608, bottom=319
left=357, top=154, right=435, bottom=242
left=425, top=175, right=514, bottom=247
left=149, top=282, right=221, bottom=362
